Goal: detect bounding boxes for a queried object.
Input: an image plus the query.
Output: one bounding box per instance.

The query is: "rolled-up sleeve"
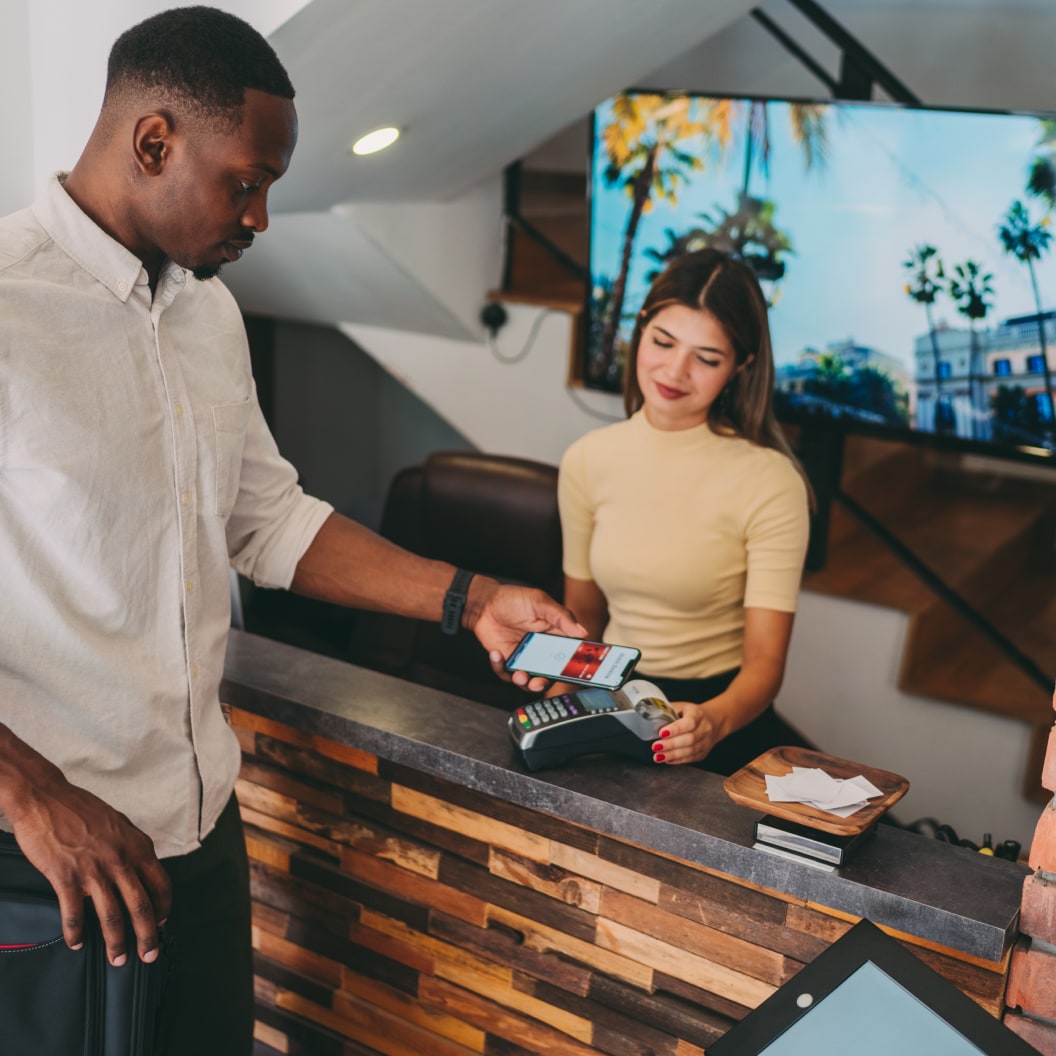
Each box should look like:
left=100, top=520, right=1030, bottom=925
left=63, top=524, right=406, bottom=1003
left=225, top=390, right=333, bottom=590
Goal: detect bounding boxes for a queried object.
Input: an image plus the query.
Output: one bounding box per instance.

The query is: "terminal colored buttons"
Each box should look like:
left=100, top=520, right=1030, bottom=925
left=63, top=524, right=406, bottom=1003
left=518, top=694, right=593, bottom=729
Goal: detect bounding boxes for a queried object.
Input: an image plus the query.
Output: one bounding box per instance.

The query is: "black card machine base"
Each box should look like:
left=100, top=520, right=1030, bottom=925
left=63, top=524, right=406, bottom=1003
left=508, top=680, right=676, bottom=771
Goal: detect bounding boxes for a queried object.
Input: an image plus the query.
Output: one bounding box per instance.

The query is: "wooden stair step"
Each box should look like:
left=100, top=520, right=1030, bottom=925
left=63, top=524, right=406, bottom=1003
left=841, top=447, right=936, bottom=514
left=803, top=512, right=936, bottom=613
left=504, top=168, right=587, bottom=313
left=843, top=483, right=1046, bottom=577
left=901, top=605, right=1051, bottom=726
left=985, top=572, right=1056, bottom=665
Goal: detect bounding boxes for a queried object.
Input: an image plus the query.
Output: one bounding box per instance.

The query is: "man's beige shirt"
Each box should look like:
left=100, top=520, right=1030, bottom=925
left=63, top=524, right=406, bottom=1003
left=0, top=176, right=333, bottom=857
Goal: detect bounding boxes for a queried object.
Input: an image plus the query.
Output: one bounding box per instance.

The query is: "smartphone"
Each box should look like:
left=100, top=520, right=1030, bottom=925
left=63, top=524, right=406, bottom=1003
left=504, top=632, right=641, bottom=690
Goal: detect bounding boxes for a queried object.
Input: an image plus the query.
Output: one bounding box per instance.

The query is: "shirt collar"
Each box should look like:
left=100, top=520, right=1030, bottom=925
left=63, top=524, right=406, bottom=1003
left=31, top=173, right=186, bottom=303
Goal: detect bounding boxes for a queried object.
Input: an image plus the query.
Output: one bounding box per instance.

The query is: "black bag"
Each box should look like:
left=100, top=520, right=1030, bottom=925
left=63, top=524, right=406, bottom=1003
left=0, top=829, right=165, bottom=1056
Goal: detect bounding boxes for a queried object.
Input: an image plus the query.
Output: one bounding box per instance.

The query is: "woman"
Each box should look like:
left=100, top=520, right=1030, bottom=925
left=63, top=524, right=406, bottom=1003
left=559, top=249, right=813, bottom=774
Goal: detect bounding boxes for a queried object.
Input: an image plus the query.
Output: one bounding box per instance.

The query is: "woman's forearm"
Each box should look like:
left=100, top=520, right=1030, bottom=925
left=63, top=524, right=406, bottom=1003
left=698, top=653, right=787, bottom=742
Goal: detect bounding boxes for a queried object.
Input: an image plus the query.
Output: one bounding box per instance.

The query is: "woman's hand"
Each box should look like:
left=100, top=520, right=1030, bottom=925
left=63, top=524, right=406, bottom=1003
left=651, top=701, right=729, bottom=765
left=652, top=608, right=796, bottom=766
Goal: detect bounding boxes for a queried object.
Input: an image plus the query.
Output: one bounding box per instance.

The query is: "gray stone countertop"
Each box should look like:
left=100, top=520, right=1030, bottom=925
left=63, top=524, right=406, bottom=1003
left=222, top=629, right=1027, bottom=963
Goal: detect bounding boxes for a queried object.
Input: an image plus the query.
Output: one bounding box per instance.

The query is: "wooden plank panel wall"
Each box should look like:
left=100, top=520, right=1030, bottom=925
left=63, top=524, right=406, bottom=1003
left=229, top=708, right=1011, bottom=1056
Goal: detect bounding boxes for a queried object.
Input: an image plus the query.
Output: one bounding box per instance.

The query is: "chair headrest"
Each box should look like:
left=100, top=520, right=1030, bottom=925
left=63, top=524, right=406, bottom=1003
left=419, top=451, right=562, bottom=594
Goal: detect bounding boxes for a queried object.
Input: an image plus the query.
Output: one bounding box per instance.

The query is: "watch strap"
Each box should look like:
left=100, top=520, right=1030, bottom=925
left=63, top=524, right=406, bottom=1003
left=441, top=568, right=475, bottom=635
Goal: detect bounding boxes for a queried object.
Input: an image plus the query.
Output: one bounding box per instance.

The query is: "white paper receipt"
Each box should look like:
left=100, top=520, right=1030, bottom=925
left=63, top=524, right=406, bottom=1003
left=764, top=766, right=884, bottom=818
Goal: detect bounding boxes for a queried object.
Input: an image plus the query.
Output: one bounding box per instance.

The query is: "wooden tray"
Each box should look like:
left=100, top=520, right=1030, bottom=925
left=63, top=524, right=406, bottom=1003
left=723, top=746, right=910, bottom=836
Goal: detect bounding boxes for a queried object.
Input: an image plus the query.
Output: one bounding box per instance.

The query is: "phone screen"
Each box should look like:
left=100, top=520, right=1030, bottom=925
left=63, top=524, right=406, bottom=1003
left=505, top=633, right=640, bottom=690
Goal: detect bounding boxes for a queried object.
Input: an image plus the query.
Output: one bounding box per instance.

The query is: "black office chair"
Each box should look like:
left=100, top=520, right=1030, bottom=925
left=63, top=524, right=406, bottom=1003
left=349, top=450, right=563, bottom=708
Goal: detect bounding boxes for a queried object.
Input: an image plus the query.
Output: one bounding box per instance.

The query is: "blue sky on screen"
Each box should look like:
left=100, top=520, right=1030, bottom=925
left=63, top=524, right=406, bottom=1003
left=590, top=96, right=1056, bottom=373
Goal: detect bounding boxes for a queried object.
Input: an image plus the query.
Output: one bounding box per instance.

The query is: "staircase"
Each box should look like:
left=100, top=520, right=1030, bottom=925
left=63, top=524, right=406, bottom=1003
left=501, top=168, right=587, bottom=304
left=490, top=167, right=588, bottom=381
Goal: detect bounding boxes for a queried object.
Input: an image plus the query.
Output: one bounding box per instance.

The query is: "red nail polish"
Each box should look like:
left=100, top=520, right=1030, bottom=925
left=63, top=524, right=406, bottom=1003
left=660, top=729, right=671, bottom=738
left=654, top=753, right=666, bottom=763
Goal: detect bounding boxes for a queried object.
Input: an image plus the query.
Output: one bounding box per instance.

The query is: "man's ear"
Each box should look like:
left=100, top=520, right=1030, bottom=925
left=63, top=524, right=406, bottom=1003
left=132, top=113, right=174, bottom=175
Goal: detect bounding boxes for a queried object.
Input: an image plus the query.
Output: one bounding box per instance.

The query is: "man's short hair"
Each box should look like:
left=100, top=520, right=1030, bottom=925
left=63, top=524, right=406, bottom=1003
left=105, top=5, right=294, bottom=121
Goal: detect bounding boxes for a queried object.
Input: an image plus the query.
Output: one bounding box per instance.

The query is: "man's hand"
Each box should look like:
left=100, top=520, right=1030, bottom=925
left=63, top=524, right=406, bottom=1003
left=1, top=734, right=171, bottom=966
left=464, top=579, right=587, bottom=693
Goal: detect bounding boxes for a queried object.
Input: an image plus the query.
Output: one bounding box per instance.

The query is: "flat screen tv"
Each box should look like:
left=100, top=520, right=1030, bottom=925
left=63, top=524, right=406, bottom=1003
left=585, top=89, right=1056, bottom=464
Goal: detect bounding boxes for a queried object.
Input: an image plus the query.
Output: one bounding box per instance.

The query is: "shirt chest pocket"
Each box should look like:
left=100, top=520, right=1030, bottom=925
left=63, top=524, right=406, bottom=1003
left=208, top=399, right=251, bottom=519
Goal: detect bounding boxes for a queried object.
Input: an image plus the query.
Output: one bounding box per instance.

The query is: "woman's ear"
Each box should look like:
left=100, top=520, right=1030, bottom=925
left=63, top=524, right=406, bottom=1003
left=132, top=113, right=174, bottom=175
left=736, top=354, right=756, bottom=376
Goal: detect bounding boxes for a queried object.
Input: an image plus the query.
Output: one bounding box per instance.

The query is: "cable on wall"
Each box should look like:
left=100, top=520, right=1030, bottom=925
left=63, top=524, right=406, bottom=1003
left=482, top=303, right=552, bottom=365
left=566, top=384, right=625, bottom=423
left=481, top=300, right=623, bottom=421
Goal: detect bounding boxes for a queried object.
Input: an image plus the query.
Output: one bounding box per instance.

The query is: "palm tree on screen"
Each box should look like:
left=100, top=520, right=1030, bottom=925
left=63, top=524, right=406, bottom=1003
left=1026, top=119, right=1056, bottom=210
left=738, top=98, right=829, bottom=198
left=814, top=351, right=849, bottom=396
left=643, top=195, right=794, bottom=303
left=713, top=98, right=827, bottom=299
left=998, top=200, right=1055, bottom=434
left=948, top=260, right=995, bottom=439
left=903, top=243, right=953, bottom=433
left=595, top=94, right=715, bottom=373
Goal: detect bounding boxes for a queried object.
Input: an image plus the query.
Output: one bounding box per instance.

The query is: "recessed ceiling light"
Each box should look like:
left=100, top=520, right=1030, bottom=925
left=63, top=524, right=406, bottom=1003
left=350, top=126, right=400, bottom=156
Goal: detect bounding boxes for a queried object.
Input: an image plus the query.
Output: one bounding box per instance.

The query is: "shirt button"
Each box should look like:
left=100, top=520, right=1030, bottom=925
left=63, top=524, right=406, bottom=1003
left=191, top=664, right=200, bottom=678
left=181, top=491, right=191, bottom=506
left=117, top=280, right=128, bottom=292
left=185, top=579, right=194, bottom=593
left=175, top=404, right=184, bottom=418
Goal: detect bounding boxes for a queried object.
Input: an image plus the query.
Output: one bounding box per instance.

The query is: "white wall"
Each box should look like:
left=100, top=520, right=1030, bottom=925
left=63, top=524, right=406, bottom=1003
left=15, top=0, right=309, bottom=193
left=0, top=0, right=33, bottom=217
left=336, top=176, right=507, bottom=341
left=342, top=307, right=623, bottom=465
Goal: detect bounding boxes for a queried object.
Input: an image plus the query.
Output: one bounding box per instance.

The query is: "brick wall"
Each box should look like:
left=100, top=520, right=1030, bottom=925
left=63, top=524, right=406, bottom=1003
left=1004, top=688, right=1056, bottom=1053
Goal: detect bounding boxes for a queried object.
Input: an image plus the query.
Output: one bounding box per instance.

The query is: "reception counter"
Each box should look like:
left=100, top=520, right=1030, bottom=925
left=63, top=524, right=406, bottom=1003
left=221, top=630, right=1027, bottom=1055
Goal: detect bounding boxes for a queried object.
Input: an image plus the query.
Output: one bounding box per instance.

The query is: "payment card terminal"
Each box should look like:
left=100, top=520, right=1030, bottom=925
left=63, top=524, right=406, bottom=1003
left=508, top=679, right=677, bottom=771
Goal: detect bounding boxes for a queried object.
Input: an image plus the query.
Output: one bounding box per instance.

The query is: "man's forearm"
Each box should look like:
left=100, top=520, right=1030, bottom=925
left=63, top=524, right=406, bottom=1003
left=289, top=512, right=494, bottom=626
left=0, top=722, right=66, bottom=824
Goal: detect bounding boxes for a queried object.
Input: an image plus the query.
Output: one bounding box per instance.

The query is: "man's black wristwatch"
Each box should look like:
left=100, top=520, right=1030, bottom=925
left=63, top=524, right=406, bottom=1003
left=441, top=568, right=475, bottom=635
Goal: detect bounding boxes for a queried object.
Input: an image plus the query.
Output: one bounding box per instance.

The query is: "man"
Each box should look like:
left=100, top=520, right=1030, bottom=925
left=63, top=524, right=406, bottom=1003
left=0, top=7, right=582, bottom=1053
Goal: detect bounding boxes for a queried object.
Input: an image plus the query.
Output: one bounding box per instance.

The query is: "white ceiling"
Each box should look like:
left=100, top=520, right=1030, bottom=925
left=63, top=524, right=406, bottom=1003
left=266, top=0, right=757, bottom=211
left=223, top=212, right=474, bottom=338
left=221, top=0, right=1056, bottom=336
left=264, top=0, right=1056, bottom=216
